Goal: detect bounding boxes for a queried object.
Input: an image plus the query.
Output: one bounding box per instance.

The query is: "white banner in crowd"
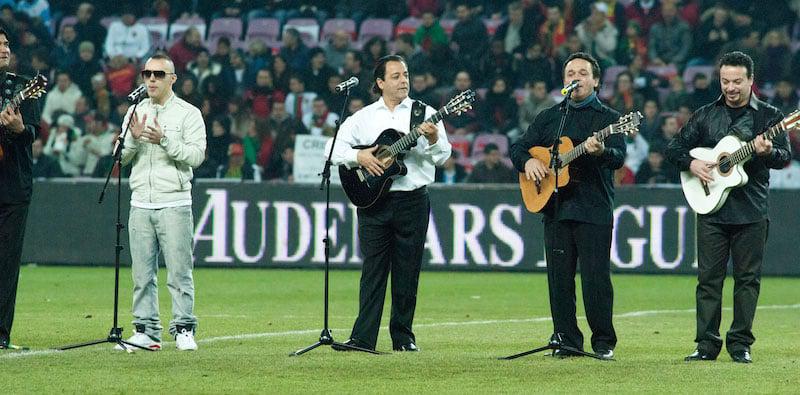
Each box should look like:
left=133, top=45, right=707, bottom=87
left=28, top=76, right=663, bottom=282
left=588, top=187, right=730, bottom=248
left=293, top=135, right=340, bottom=185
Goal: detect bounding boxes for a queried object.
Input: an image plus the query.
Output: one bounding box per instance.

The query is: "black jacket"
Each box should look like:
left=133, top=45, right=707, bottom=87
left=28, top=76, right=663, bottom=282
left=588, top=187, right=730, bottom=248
left=510, top=97, right=626, bottom=225
left=665, top=95, right=791, bottom=224
left=0, top=72, right=43, bottom=205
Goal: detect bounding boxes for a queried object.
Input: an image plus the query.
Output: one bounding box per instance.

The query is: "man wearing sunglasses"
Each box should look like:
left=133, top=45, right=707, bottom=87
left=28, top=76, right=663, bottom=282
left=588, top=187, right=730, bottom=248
left=117, top=54, right=206, bottom=352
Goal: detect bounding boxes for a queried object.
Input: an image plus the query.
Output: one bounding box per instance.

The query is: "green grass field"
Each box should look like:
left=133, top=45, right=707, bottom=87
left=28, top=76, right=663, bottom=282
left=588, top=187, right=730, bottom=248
left=3, top=266, right=799, bottom=393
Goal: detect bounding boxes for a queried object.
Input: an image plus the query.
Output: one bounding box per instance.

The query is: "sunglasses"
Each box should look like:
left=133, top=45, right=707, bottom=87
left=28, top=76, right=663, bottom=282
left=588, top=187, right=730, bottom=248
left=140, top=70, right=174, bottom=79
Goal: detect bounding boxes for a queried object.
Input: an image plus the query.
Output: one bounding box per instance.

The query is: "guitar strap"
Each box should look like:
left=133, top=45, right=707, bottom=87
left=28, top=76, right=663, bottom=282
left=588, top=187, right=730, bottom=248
left=408, top=100, right=426, bottom=148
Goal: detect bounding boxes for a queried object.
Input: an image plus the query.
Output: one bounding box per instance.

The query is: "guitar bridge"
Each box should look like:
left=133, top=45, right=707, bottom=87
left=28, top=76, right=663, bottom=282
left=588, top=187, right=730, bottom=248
left=701, top=181, right=710, bottom=196
left=356, top=168, right=367, bottom=182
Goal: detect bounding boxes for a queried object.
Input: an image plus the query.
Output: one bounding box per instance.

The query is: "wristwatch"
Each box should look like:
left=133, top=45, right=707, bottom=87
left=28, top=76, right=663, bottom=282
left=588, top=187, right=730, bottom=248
left=159, top=135, right=168, bottom=147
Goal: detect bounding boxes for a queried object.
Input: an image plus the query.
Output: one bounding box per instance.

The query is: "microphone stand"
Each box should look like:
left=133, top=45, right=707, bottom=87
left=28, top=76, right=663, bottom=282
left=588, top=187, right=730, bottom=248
left=500, top=88, right=603, bottom=361
left=59, top=95, right=154, bottom=352
left=291, top=84, right=382, bottom=356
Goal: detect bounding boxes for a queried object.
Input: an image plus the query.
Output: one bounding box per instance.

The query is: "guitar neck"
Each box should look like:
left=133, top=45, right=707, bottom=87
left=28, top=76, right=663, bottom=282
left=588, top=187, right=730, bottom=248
left=559, top=123, right=615, bottom=166
left=387, top=109, right=445, bottom=155
left=729, top=122, right=785, bottom=166
left=3, top=92, right=23, bottom=112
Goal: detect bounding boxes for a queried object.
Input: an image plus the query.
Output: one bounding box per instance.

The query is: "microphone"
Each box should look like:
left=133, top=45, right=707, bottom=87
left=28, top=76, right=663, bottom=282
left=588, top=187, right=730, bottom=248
left=560, top=80, right=580, bottom=96
left=335, top=76, right=359, bottom=93
left=127, top=84, right=147, bottom=103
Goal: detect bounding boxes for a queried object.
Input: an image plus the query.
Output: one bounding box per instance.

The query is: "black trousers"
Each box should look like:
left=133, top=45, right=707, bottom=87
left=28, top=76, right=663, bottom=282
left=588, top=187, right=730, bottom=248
left=350, top=187, right=430, bottom=349
left=543, top=219, right=617, bottom=352
left=0, top=203, right=29, bottom=345
left=695, top=218, right=768, bottom=356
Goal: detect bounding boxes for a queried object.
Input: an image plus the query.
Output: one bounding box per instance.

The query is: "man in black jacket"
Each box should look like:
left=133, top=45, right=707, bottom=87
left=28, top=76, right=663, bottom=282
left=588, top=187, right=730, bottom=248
left=666, top=51, right=791, bottom=364
left=510, top=52, right=625, bottom=360
left=0, top=27, right=42, bottom=350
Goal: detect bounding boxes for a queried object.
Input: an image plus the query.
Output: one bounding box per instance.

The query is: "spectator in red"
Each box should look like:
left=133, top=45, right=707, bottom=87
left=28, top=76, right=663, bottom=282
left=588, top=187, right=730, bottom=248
left=539, top=4, right=567, bottom=58
left=244, top=68, right=286, bottom=119
left=168, top=26, right=204, bottom=74
left=105, top=54, right=137, bottom=100
left=408, top=0, right=440, bottom=17
left=625, top=0, right=661, bottom=36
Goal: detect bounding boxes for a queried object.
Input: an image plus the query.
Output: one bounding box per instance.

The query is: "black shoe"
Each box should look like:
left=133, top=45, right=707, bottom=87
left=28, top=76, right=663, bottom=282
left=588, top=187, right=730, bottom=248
left=595, top=349, right=614, bottom=360
left=552, top=348, right=583, bottom=358
left=332, top=339, right=372, bottom=352
left=393, top=342, right=419, bottom=352
left=684, top=349, right=716, bottom=361
left=730, top=350, right=752, bottom=364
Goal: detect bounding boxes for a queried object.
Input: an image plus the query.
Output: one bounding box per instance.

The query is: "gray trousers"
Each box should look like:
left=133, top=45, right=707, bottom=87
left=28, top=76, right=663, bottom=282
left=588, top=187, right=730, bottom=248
left=129, top=206, right=197, bottom=341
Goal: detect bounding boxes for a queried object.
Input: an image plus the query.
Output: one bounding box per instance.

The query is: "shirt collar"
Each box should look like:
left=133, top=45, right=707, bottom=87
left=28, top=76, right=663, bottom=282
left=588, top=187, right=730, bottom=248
left=377, top=96, right=413, bottom=112
left=715, top=93, right=760, bottom=111
left=151, top=91, right=176, bottom=110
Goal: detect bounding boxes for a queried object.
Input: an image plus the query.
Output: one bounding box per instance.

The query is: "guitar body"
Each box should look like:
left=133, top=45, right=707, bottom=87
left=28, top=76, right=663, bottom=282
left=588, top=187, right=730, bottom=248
left=339, top=128, right=409, bottom=208
left=519, top=136, right=574, bottom=213
left=680, top=135, right=748, bottom=214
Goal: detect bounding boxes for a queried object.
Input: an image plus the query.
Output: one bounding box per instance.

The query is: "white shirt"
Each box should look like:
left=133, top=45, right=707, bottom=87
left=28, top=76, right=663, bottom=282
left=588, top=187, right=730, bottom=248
left=285, top=91, right=317, bottom=120
left=41, top=84, right=83, bottom=124
left=330, top=96, right=451, bottom=191
left=104, top=20, right=151, bottom=60
left=303, top=111, right=339, bottom=136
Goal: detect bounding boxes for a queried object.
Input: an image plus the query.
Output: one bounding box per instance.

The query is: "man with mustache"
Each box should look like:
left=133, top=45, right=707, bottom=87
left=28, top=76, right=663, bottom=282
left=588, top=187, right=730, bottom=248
left=666, top=51, right=792, bottom=363
left=330, top=55, right=451, bottom=352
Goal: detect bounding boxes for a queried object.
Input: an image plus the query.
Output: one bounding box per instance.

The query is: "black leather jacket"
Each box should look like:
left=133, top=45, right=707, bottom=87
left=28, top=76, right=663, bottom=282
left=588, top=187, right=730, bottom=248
left=0, top=72, right=42, bottom=205
left=666, top=95, right=791, bottom=224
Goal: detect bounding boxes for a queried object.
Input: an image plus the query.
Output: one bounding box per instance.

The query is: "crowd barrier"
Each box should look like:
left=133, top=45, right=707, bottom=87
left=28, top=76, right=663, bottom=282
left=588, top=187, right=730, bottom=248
left=21, top=180, right=800, bottom=276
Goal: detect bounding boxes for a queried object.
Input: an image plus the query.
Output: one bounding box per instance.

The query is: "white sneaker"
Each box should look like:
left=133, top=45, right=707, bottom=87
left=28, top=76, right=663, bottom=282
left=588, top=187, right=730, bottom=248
left=175, top=328, right=197, bottom=351
left=113, top=332, right=161, bottom=351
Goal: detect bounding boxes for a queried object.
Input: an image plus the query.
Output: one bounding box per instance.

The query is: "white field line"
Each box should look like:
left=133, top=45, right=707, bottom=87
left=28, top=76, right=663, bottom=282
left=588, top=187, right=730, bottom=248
left=2, top=303, right=798, bottom=360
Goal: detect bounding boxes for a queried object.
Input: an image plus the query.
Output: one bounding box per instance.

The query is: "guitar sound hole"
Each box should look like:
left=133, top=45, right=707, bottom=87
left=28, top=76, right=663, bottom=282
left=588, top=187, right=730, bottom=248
left=718, top=160, right=731, bottom=174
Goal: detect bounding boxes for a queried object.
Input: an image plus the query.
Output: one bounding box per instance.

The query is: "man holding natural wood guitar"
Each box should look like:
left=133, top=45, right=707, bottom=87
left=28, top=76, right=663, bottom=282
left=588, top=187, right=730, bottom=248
left=666, top=51, right=792, bottom=364
left=510, top=52, right=629, bottom=360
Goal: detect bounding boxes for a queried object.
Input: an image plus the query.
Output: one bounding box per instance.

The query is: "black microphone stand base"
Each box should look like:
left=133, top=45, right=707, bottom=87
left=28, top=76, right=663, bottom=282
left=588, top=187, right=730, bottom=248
left=290, top=329, right=384, bottom=356
left=59, top=327, right=155, bottom=353
left=499, top=334, right=608, bottom=360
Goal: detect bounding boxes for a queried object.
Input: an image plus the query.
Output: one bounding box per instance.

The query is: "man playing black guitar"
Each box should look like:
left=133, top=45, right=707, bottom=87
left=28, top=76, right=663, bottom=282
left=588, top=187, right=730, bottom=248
left=510, top=52, right=626, bottom=360
left=666, top=51, right=791, bottom=364
left=330, top=55, right=451, bottom=352
left=0, top=28, right=43, bottom=351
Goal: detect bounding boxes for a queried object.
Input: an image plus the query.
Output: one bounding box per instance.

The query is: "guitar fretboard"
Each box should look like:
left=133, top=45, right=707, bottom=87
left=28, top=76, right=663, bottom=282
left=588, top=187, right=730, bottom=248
left=559, top=123, right=616, bottom=166
left=387, top=110, right=446, bottom=155
left=726, top=121, right=786, bottom=166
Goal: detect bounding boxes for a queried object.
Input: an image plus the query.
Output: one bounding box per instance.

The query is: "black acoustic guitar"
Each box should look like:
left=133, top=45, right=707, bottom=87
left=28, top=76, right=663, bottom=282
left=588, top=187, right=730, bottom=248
left=339, top=90, right=475, bottom=208
left=0, top=74, right=47, bottom=162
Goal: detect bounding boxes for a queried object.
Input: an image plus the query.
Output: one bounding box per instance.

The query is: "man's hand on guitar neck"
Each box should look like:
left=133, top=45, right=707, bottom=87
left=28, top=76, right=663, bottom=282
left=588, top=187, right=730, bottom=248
left=585, top=134, right=605, bottom=156
left=358, top=146, right=385, bottom=176
left=419, top=122, right=438, bottom=145
left=0, top=106, right=24, bottom=134
left=690, top=159, right=716, bottom=184
left=753, top=134, right=773, bottom=156
left=524, top=158, right=548, bottom=183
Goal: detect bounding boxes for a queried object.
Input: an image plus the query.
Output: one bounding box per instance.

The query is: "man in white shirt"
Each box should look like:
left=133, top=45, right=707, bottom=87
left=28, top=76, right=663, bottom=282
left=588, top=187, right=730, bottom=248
left=104, top=7, right=151, bottom=61
left=41, top=71, right=82, bottom=125
left=117, top=54, right=206, bottom=352
left=284, top=75, right=316, bottom=121
left=330, top=55, right=451, bottom=352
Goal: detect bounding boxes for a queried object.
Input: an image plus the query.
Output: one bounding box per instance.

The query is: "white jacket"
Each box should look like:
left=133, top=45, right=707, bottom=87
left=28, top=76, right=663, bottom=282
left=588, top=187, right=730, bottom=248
left=121, top=93, right=206, bottom=204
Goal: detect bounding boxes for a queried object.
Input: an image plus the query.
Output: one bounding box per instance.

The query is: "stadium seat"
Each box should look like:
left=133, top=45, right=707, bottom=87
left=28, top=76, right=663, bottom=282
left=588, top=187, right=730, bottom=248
left=482, top=17, right=505, bottom=36
left=646, top=64, right=678, bottom=79
left=245, top=18, right=282, bottom=49
left=358, top=18, right=394, bottom=44
left=449, top=135, right=472, bottom=160
left=439, top=18, right=457, bottom=36
left=139, top=17, right=168, bottom=51
left=321, top=18, right=356, bottom=43
left=395, top=17, right=421, bottom=36
left=207, top=17, right=243, bottom=50
left=682, top=65, right=715, bottom=93
left=169, top=16, right=207, bottom=47
left=284, top=18, right=320, bottom=47
left=100, top=16, right=119, bottom=29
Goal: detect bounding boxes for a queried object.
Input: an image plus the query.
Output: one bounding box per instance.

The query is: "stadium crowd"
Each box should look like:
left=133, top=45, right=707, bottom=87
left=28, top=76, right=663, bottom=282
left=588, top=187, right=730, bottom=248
left=5, top=0, right=800, bottom=187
